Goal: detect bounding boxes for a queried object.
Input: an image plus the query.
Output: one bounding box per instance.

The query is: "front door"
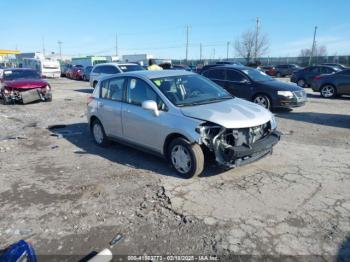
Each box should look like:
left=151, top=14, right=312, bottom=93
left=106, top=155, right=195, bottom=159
left=122, top=77, right=166, bottom=152
left=225, top=69, right=253, bottom=99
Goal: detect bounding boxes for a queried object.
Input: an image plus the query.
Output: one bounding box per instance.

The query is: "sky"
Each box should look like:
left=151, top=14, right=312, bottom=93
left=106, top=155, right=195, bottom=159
left=1, top=0, right=350, bottom=59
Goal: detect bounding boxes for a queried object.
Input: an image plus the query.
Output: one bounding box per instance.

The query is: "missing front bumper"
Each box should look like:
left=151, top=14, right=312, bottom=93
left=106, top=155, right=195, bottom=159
left=214, top=130, right=281, bottom=168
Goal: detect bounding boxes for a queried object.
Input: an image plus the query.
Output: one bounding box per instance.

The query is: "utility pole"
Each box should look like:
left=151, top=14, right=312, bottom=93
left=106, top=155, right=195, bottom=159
left=309, top=26, right=318, bottom=66
left=185, top=25, right=189, bottom=63
left=226, top=41, right=230, bottom=60
left=115, top=32, right=118, bottom=57
left=57, top=41, right=62, bottom=60
left=199, top=43, right=202, bottom=62
left=254, top=17, right=259, bottom=62
left=42, top=36, right=46, bottom=56
left=213, top=48, right=216, bottom=60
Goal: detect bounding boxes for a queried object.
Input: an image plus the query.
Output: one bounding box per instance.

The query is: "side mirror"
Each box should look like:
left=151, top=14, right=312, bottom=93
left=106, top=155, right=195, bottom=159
left=142, top=100, right=159, bottom=116
left=240, top=79, right=250, bottom=84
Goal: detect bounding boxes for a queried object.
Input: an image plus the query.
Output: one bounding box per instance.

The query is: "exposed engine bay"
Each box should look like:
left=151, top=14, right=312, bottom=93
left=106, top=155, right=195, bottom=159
left=197, top=121, right=281, bottom=167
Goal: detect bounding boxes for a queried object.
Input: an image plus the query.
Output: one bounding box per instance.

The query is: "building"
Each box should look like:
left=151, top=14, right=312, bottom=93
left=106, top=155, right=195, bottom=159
left=71, top=56, right=108, bottom=67
left=122, top=54, right=154, bottom=66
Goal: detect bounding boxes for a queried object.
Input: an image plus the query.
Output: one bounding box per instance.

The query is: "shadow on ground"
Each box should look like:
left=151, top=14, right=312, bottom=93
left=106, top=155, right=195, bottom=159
left=276, top=111, right=350, bottom=129
left=74, top=89, right=93, bottom=94
left=307, top=93, right=350, bottom=100
left=49, top=123, right=227, bottom=179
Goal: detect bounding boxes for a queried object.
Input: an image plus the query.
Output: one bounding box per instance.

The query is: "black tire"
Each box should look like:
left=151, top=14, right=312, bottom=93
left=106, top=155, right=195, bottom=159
left=46, top=95, right=52, bottom=102
left=253, top=94, right=271, bottom=110
left=276, top=72, right=282, bottom=78
left=320, top=85, right=337, bottom=98
left=91, top=119, right=110, bottom=147
left=93, top=81, right=97, bottom=88
left=168, top=137, right=204, bottom=178
left=297, top=78, right=306, bottom=88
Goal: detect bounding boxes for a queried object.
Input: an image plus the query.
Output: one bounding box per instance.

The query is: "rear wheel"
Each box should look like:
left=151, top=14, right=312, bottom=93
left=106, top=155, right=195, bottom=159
left=93, top=81, right=97, bottom=88
left=253, top=94, right=271, bottom=110
left=168, top=138, right=204, bottom=178
left=320, top=85, right=337, bottom=98
left=91, top=119, right=109, bottom=147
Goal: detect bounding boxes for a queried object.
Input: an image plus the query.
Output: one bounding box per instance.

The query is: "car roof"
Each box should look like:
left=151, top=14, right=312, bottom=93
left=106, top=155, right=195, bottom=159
left=206, top=65, right=252, bottom=70
left=94, top=62, right=139, bottom=67
left=98, top=69, right=195, bottom=82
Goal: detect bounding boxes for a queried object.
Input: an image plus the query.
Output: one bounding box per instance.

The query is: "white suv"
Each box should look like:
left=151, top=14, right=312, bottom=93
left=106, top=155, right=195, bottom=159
left=87, top=70, right=280, bottom=178
left=89, top=63, right=143, bottom=88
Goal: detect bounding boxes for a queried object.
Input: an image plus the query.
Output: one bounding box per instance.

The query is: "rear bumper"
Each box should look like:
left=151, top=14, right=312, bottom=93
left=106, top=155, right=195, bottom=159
left=219, top=130, right=281, bottom=168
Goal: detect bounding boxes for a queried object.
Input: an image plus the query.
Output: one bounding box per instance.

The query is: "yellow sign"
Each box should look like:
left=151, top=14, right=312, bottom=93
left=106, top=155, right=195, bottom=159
left=0, top=50, right=20, bottom=56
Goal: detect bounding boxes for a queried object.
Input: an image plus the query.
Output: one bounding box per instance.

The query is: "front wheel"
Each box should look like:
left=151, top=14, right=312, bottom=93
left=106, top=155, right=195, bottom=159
left=168, top=138, right=204, bottom=178
left=320, top=85, right=337, bottom=98
left=253, top=94, right=271, bottom=110
left=91, top=119, right=110, bottom=147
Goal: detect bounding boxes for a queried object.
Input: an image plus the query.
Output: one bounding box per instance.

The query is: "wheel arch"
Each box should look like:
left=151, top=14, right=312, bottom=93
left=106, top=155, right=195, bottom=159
left=163, top=133, right=191, bottom=158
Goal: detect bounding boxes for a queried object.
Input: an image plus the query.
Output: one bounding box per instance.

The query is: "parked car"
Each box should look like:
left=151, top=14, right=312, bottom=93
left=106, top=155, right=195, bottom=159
left=291, top=65, right=341, bottom=88
left=311, top=69, right=350, bottom=98
left=89, top=63, right=144, bottom=88
left=321, top=63, right=348, bottom=70
left=71, top=66, right=85, bottom=80
left=275, top=64, right=302, bottom=77
left=0, top=68, right=52, bottom=104
left=87, top=70, right=280, bottom=178
left=83, top=66, right=93, bottom=81
left=260, top=66, right=276, bottom=76
left=172, top=64, right=192, bottom=71
left=66, top=65, right=84, bottom=79
left=61, top=64, right=72, bottom=77
left=201, top=65, right=306, bottom=110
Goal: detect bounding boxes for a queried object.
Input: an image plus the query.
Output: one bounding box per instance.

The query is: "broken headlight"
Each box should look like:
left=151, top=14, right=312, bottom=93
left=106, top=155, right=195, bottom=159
left=270, top=115, right=277, bottom=130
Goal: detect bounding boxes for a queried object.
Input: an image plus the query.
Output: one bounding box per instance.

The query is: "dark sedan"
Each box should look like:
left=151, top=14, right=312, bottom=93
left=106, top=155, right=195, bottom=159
left=201, top=65, right=306, bottom=110
left=311, top=69, right=350, bottom=98
left=291, top=65, right=341, bottom=88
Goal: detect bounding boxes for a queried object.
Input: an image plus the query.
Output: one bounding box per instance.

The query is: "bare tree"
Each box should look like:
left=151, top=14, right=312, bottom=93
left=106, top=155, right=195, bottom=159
left=299, top=44, right=327, bottom=57
left=235, top=30, right=269, bottom=64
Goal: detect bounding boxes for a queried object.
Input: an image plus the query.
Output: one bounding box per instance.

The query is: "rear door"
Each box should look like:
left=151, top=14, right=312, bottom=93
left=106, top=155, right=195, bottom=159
left=97, top=77, right=126, bottom=137
left=225, top=69, right=253, bottom=99
left=305, top=67, right=320, bottom=84
left=201, top=68, right=226, bottom=88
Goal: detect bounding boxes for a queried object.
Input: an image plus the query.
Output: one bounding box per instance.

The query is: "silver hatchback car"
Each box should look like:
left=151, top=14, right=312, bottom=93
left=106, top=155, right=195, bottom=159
left=87, top=70, right=280, bottom=178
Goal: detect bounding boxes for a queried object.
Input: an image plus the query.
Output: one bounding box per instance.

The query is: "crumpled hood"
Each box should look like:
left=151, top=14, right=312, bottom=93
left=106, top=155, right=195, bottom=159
left=4, top=79, right=48, bottom=89
left=181, top=98, right=273, bottom=128
left=260, top=80, right=301, bottom=91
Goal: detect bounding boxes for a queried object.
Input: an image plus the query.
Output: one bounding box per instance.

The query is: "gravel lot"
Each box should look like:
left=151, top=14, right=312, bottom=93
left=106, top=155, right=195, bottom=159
left=0, top=78, right=349, bottom=260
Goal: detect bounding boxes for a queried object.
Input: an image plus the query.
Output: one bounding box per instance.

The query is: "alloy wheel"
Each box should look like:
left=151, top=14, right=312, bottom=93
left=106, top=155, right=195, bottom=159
left=253, top=95, right=270, bottom=109
left=93, top=123, right=104, bottom=144
left=321, top=85, right=335, bottom=98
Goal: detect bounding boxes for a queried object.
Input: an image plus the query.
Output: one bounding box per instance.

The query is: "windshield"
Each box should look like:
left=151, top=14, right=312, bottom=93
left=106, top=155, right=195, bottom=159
left=3, top=70, right=40, bottom=80
left=119, top=65, right=144, bottom=72
left=152, top=74, right=232, bottom=107
left=241, top=68, right=273, bottom=82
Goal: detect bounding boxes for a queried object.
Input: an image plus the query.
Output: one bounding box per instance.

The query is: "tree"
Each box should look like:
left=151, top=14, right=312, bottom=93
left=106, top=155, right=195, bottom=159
left=234, top=30, right=269, bottom=64
left=299, top=44, right=327, bottom=58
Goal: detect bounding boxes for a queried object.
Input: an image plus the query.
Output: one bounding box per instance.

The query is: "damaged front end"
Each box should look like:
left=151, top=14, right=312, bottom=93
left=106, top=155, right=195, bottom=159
left=197, top=120, right=281, bottom=168
left=1, top=86, right=52, bottom=104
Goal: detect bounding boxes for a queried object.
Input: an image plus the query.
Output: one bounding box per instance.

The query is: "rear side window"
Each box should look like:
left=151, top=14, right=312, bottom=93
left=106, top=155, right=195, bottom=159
left=102, top=66, right=119, bottom=74
left=202, top=69, right=225, bottom=80
left=310, top=67, right=320, bottom=74
left=226, top=70, right=245, bottom=82
left=93, top=66, right=102, bottom=73
left=321, top=67, right=334, bottom=74
left=100, top=77, right=125, bottom=101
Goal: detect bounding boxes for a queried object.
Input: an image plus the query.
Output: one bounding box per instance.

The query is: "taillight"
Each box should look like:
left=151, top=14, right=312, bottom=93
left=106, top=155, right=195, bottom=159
left=314, top=75, right=321, bottom=81
left=87, top=96, right=94, bottom=105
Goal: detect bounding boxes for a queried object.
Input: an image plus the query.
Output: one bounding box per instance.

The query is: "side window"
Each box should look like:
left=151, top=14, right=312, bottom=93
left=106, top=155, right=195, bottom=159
left=321, top=67, right=333, bottom=74
left=100, top=77, right=125, bottom=101
left=310, top=67, right=320, bottom=74
left=127, top=78, right=166, bottom=110
left=93, top=66, right=101, bottom=74
left=103, top=66, right=119, bottom=74
left=226, top=70, right=245, bottom=82
left=203, top=69, right=225, bottom=80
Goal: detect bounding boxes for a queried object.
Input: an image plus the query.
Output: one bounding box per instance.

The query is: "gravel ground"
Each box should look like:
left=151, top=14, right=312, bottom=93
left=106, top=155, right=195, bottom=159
left=0, top=78, right=349, bottom=261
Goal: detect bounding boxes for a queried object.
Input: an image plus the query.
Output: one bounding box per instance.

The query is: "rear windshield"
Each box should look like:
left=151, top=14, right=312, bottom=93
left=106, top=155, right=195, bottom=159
left=119, top=64, right=144, bottom=72
left=3, top=70, right=40, bottom=80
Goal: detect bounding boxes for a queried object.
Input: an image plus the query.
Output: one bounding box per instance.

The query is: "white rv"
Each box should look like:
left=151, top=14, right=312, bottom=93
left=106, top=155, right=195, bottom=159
left=22, top=58, right=61, bottom=78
